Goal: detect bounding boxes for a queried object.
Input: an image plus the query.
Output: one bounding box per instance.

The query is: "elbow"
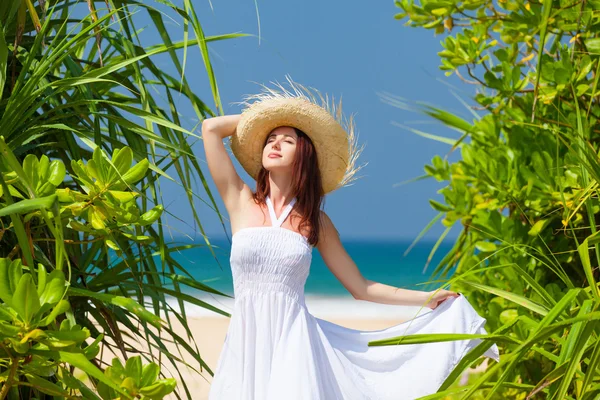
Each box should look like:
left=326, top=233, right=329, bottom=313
left=201, top=119, right=213, bottom=134
left=351, top=288, right=367, bottom=301
left=351, top=279, right=370, bottom=301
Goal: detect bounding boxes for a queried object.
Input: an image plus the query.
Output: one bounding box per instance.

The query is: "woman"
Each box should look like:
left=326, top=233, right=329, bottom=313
left=202, top=77, right=499, bottom=400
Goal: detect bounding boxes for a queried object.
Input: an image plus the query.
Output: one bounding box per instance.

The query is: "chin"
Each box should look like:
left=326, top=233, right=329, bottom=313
left=264, top=159, right=283, bottom=167
left=264, top=163, right=291, bottom=173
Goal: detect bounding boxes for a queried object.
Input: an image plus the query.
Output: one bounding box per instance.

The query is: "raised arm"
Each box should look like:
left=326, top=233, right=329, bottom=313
left=202, top=114, right=247, bottom=213
left=316, top=211, right=458, bottom=309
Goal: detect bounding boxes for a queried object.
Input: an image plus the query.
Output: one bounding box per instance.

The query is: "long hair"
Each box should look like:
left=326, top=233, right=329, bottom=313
left=253, top=126, right=324, bottom=247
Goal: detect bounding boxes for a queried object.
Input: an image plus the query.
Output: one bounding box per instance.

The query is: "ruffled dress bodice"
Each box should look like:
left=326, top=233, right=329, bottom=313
left=230, top=225, right=312, bottom=306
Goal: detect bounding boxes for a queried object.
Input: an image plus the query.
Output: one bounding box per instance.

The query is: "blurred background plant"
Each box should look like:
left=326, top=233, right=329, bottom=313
left=371, top=0, right=600, bottom=397
left=0, top=0, right=242, bottom=397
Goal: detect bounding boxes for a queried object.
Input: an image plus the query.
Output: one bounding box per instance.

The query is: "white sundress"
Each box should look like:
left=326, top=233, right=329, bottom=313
left=207, top=196, right=500, bottom=400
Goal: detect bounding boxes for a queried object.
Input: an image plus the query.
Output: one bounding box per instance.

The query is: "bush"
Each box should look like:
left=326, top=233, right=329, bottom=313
left=375, top=0, right=600, bottom=397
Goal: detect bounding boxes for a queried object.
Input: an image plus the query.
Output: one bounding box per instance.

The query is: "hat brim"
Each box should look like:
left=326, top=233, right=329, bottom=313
left=231, top=97, right=349, bottom=194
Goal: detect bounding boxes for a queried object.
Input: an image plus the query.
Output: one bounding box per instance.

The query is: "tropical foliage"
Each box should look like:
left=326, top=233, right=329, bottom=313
left=0, top=0, right=241, bottom=398
left=0, top=257, right=176, bottom=399
left=371, top=0, right=600, bottom=398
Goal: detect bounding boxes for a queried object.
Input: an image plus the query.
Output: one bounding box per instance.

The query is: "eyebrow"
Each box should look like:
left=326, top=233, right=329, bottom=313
left=268, top=133, right=297, bottom=139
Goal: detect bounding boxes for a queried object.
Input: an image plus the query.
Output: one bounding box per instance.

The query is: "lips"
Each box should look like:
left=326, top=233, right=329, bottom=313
left=268, top=153, right=282, bottom=158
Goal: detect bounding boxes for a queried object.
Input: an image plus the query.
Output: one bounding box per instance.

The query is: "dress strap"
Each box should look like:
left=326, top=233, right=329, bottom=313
left=266, top=195, right=297, bottom=228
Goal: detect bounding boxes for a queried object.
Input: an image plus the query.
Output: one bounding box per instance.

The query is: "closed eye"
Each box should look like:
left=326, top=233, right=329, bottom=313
left=266, top=136, right=295, bottom=144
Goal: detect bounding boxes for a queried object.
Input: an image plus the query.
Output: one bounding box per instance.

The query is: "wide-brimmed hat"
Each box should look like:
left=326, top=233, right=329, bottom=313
left=229, top=75, right=366, bottom=194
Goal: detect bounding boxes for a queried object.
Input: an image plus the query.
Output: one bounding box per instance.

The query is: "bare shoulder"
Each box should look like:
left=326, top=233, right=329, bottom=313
left=317, top=210, right=341, bottom=247
left=318, top=210, right=333, bottom=229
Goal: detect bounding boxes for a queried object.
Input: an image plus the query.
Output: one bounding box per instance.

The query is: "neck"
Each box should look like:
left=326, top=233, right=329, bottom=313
left=267, top=173, right=294, bottom=205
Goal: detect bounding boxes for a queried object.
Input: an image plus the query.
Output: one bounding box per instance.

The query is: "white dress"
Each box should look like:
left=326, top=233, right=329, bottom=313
left=208, top=196, right=500, bottom=400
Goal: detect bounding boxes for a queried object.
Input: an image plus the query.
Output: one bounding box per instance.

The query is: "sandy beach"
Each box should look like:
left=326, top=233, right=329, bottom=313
left=161, top=316, right=407, bottom=399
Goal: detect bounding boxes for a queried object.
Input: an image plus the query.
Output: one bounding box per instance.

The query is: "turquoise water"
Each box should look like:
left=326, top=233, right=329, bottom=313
left=168, top=238, right=456, bottom=298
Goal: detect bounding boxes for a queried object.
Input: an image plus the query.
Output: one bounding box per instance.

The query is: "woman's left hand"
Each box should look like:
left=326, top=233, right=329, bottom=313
left=424, top=289, right=460, bottom=310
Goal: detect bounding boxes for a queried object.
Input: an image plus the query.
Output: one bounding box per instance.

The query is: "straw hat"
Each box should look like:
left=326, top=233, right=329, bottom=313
left=230, top=75, right=367, bottom=194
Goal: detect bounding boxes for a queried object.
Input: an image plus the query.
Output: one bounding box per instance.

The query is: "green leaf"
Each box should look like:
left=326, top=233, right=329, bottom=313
left=20, top=328, right=46, bottom=343
left=0, top=28, right=7, bottom=101
left=125, top=356, right=142, bottom=388
left=38, top=155, right=49, bottom=182
left=9, top=259, right=22, bottom=295
left=60, top=352, right=130, bottom=398
left=13, top=274, right=41, bottom=324
left=38, top=181, right=56, bottom=197
left=37, top=264, right=47, bottom=297
left=120, top=232, right=154, bottom=244
left=585, top=38, right=600, bottom=54
left=0, top=305, right=16, bottom=322
left=92, top=146, right=108, bottom=185
left=0, top=322, right=21, bottom=336
left=23, top=153, right=39, bottom=189
left=39, top=270, right=66, bottom=305
left=68, top=287, right=163, bottom=329
left=40, top=300, right=70, bottom=327
left=120, top=159, right=149, bottom=185
left=0, top=258, right=14, bottom=306
left=140, top=362, right=160, bottom=388
left=499, top=309, right=519, bottom=325
left=462, top=280, right=549, bottom=315
left=89, top=206, right=106, bottom=230
left=105, top=239, right=120, bottom=252
left=111, top=146, right=133, bottom=177
left=58, top=367, right=102, bottom=400
left=120, top=376, right=137, bottom=394
left=528, top=219, right=549, bottom=236
left=25, top=373, right=69, bottom=396
left=577, top=238, right=599, bottom=298
left=83, top=333, right=103, bottom=360
left=70, top=159, right=95, bottom=189
left=56, top=188, right=75, bottom=202
left=47, top=160, right=66, bottom=186
left=554, top=301, right=596, bottom=398
left=475, top=241, right=497, bottom=252
left=106, top=190, right=139, bottom=203
left=86, top=159, right=101, bottom=184
left=68, top=219, right=93, bottom=233
left=138, top=205, right=164, bottom=226
left=368, top=331, right=513, bottom=347
left=0, top=194, right=58, bottom=217
left=429, top=199, right=453, bottom=212
left=138, top=378, right=177, bottom=398
left=45, top=328, right=90, bottom=345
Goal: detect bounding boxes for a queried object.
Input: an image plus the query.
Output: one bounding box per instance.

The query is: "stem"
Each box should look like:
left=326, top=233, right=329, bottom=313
left=0, top=357, right=19, bottom=400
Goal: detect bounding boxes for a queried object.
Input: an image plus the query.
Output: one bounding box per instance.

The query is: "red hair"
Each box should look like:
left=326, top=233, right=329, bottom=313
left=253, top=126, right=324, bottom=246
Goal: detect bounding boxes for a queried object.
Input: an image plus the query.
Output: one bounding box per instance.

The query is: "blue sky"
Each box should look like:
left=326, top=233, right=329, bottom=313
left=139, top=0, right=476, bottom=241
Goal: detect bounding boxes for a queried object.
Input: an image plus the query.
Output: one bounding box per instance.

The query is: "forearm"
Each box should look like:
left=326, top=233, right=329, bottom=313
left=202, top=114, right=241, bottom=139
left=357, top=279, right=430, bottom=307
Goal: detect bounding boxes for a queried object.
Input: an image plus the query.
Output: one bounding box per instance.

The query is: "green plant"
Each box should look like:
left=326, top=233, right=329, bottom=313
left=0, top=258, right=176, bottom=399
left=368, top=0, right=600, bottom=398
left=0, top=0, right=243, bottom=397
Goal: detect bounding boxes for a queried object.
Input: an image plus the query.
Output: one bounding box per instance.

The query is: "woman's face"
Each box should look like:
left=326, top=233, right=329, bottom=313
left=262, top=126, right=298, bottom=173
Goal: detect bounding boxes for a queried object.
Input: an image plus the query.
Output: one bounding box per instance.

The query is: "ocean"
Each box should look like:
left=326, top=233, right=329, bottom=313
left=164, top=237, right=457, bottom=320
